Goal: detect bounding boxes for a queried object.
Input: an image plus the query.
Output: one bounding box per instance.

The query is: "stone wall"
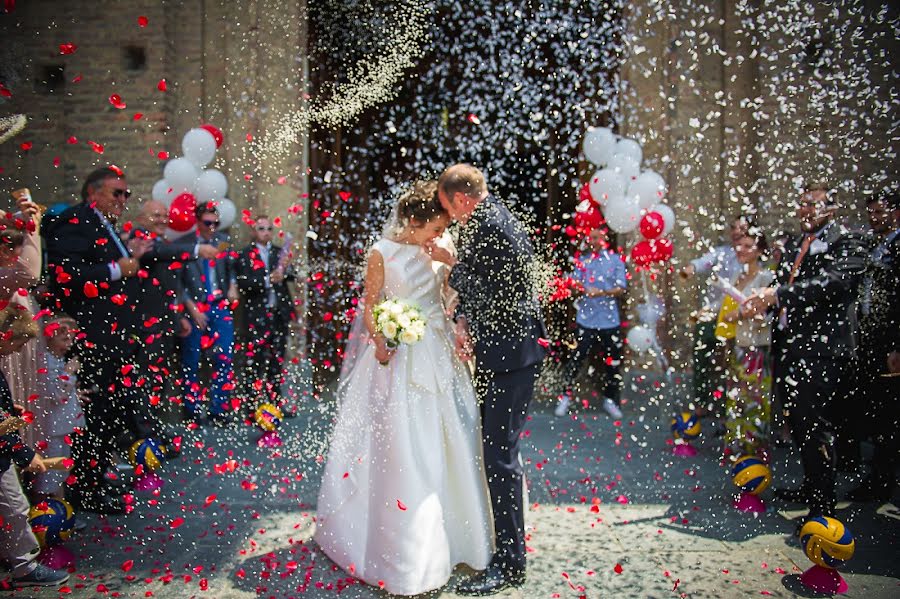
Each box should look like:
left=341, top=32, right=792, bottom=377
left=0, top=0, right=309, bottom=244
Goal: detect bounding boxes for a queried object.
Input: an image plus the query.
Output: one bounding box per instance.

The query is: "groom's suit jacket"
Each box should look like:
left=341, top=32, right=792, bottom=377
left=449, top=196, right=546, bottom=373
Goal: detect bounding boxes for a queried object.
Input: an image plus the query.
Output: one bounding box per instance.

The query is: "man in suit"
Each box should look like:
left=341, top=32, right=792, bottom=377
left=430, top=164, right=546, bottom=595
left=845, top=192, right=900, bottom=501
left=175, top=203, right=239, bottom=423
left=131, top=200, right=217, bottom=442
left=44, top=166, right=153, bottom=513
left=744, top=182, right=868, bottom=524
left=235, top=215, right=295, bottom=408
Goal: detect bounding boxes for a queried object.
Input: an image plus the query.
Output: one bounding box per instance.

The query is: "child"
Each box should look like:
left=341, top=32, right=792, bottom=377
left=556, top=226, right=627, bottom=418
left=719, top=227, right=773, bottom=459
left=31, top=313, right=84, bottom=501
left=0, top=305, right=69, bottom=588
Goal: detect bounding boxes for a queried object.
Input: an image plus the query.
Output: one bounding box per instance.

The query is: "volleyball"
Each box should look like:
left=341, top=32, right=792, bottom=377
left=254, top=403, right=283, bottom=432
left=128, top=438, right=165, bottom=472
left=28, top=498, right=75, bottom=547
left=799, top=516, right=855, bottom=569
left=671, top=412, right=701, bottom=440
left=731, top=455, right=772, bottom=495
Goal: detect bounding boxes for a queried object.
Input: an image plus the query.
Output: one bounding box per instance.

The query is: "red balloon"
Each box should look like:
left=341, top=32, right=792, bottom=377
left=200, top=124, right=224, bottom=148
left=630, top=240, right=654, bottom=266
left=654, top=237, right=674, bottom=262
left=579, top=182, right=595, bottom=205
left=639, top=211, right=665, bottom=240
left=574, top=203, right=604, bottom=231
left=169, top=193, right=197, bottom=232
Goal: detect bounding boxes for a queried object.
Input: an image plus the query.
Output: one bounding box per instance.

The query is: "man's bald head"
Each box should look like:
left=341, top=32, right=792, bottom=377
left=138, top=199, right=168, bottom=236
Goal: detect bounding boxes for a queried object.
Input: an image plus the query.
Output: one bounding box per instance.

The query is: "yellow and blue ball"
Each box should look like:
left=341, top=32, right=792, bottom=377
left=731, top=455, right=772, bottom=495
left=28, top=498, right=75, bottom=547
left=671, top=412, right=701, bottom=440
left=799, top=516, right=855, bottom=569
left=128, top=438, right=165, bottom=472
left=254, top=403, right=283, bottom=432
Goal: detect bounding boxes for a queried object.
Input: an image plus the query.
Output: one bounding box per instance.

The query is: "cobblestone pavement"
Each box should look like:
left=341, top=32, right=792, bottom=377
left=5, top=397, right=898, bottom=599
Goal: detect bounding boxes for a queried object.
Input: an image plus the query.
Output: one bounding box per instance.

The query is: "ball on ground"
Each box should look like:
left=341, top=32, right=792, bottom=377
left=28, top=498, right=75, bottom=547
left=799, top=516, right=855, bottom=569
left=128, top=438, right=165, bottom=472
left=254, top=403, right=283, bottom=432
left=671, top=412, right=701, bottom=440
left=731, top=455, right=772, bottom=495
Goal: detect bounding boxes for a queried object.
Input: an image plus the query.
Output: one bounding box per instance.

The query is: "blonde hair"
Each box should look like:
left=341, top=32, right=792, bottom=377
left=0, top=305, right=39, bottom=341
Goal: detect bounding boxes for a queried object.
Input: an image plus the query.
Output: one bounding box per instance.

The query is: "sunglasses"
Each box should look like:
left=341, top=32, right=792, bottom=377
left=112, top=189, right=132, bottom=199
left=201, top=220, right=220, bottom=227
left=256, top=226, right=273, bottom=231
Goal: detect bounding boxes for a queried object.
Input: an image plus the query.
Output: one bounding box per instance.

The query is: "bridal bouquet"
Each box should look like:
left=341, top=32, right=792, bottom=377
left=373, top=299, right=427, bottom=349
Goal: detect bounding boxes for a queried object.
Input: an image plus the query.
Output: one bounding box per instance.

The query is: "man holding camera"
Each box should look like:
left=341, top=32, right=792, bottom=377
left=744, top=183, right=868, bottom=525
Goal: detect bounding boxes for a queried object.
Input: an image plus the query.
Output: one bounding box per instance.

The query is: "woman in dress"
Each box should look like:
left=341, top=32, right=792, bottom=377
left=314, top=181, right=493, bottom=595
left=719, top=226, right=773, bottom=460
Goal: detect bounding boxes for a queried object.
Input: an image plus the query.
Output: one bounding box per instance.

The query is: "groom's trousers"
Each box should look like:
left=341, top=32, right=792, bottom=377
left=476, top=363, right=540, bottom=578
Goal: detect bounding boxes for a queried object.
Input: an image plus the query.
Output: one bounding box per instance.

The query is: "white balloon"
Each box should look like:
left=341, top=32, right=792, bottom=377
left=607, top=153, right=641, bottom=180
left=588, top=168, right=627, bottom=207
left=195, top=169, right=229, bottom=202
left=582, top=126, right=617, bottom=166
left=628, top=170, right=668, bottom=210
left=163, top=157, right=199, bottom=194
left=615, top=137, right=643, bottom=164
left=651, top=202, right=676, bottom=236
left=215, top=198, right=237, bottom=230
left=626, top=325, right=656, bottom=353
left=604, top=195, right=642, bottom=233
left=637, top=297, right=666, bottom=325
left=182, top=128, right=217, bottom=168
left=151, top=179, right=178, bottom=207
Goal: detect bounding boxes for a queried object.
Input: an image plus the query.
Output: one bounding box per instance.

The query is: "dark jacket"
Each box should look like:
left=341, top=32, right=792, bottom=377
left=174, top=231, right=236, bottom=306
left=235, top=243, right=295, bottom=326
left=771, top=221, right=869, bottom=360
left=860, top=228, right=900, bottom=365
left=44, top=201, right=142, bottom=350
left=134, top=229, right=196, bottom=335
left=1, top=372, right=35, bottom=473
left=449, top=196, right=546, bottom=372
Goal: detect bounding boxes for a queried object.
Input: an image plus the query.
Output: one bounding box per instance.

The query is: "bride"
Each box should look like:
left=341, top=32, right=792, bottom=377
left=314, top=180, right=494, bottom=595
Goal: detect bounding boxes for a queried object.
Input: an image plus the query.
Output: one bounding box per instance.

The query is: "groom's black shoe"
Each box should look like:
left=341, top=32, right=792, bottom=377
left=456, top=564, right=524, bottom=596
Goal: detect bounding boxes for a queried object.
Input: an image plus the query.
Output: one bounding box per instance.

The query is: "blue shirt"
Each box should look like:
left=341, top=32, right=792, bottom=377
left=573, top=250, right=626, bottom=330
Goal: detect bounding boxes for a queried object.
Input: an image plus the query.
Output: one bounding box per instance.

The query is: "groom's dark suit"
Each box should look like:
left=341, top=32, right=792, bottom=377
left=449, top=196, right=545, bottom=578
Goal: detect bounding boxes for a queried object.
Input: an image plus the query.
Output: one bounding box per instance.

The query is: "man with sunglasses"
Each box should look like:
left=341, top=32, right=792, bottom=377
left=235, top=214, right=295, bottom=411
left=175, top=203, right=239, bottom=424
left=744, top=182, right=869, bottom=528
left=44, top=166, right=153, bottom=514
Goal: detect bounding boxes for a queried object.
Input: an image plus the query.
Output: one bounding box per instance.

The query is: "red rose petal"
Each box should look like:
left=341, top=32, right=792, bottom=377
left=137, top=16, right=148, bottom=27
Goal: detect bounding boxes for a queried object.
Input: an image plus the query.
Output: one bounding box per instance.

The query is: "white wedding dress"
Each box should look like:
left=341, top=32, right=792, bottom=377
left=314, top=237, right=494, bottom=596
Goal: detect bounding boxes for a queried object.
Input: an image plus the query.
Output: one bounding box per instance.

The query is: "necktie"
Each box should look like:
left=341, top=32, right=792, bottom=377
left=779, top=234, right=816, bottom=328
left=203, top=259, right=214, bottom=296
left=98, top=214, right=130, bottom=258
left=787, top=234, right=815, bottom=285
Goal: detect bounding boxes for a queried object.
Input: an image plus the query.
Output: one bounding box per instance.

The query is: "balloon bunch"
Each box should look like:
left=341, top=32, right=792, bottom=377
left=150, top=124, right=235, bottom=236
left=580, top=127, right=676, bottom=268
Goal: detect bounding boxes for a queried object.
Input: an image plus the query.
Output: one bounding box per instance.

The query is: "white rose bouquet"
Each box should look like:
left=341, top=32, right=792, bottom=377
left=373, top=299, right=427, bottom=352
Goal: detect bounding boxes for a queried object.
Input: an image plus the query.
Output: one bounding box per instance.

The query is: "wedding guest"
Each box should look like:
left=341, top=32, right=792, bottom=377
left=718, top=226, right=773, bottom=459
left=0, top=305, right=69, bottom=589
left=31, top=313, right=83, bottom=501
left=845, top=192, right=900, bottom=501
left=554, top=226, right=626, bottom=419
left=134, top=199, right=215, bottom=433
left=680, top=216, right=747, bottom=417
left=744, top=182, right=868, bottom=524
left=44, top=165, right=152, bottom=514
left=176, top=203, right=239, bottom=424
left=235, top=215, right=295, bottom=410
left=0, top=191, right=46, bottom=453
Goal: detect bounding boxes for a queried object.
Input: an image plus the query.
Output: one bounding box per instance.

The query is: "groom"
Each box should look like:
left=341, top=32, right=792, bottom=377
left=430, top=164, right=546, bottom=595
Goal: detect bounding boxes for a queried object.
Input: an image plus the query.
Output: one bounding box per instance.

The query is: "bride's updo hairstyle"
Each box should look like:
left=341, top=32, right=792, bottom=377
left=396, top=180, right=445, bottom=227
